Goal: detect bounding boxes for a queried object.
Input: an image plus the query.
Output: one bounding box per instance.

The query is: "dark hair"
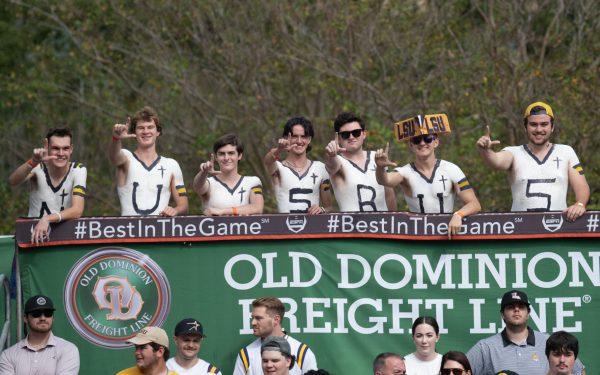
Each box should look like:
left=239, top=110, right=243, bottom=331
left=440, top=351, right=472, bottom=373
left=148, top=342, right=170, bottom=360
left=283, top=116, right=314, bottom=152
left=213, top=133, right=243, bottom=154
left=373, top=352, right=403, bottom=374
left=130, top=106, right=161, bottom=134
left=46, top=128, right=73, bottom=144
left=252, top=297, right=285, bottom=320
left=411, top=316, right=439, bottom=336
left=305, top=370, right=330, bottom=375
left=523, top=106, right=554, bottom=127
left=333, top=112, right=366, bottom=133
left=545, top=331, right=579, bottom=359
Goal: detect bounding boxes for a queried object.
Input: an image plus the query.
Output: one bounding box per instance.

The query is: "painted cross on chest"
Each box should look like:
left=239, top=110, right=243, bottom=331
left=60, top=189, right=68, bottom=205
left=238, top=187, right=246, bottom=203
left=439, top=175, right=448, bottom=190
left=311, top=172, right=318, bottom=185
left=553, top=156, right=562, bottom=169
left=158, top=166, right=166, bottom=178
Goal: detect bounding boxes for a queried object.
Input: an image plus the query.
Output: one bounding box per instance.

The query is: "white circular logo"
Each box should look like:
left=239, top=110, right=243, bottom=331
left=64, top=247, right=171, bottom=348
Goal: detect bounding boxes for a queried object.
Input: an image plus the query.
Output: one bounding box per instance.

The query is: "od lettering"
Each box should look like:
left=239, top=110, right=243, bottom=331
left=224, top=252, right=322, bottom=290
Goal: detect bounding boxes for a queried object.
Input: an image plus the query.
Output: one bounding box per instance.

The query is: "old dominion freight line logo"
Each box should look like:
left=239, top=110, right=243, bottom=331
left=64, top=247, right=171, bottom=348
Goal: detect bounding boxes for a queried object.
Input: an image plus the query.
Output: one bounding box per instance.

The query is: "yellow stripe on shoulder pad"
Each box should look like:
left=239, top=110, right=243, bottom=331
left=297, top=343, right=308, bottom=368
left=251, top=186, right=263, bottom=194
left=239, top=348, right=249, bottom=370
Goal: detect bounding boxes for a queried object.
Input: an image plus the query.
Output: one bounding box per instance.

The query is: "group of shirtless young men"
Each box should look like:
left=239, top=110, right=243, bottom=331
left=9, top=101, right=590, bottom=243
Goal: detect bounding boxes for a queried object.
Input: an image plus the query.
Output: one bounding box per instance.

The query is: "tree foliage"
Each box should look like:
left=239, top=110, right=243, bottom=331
left=1, top=0, right=598, bottom=232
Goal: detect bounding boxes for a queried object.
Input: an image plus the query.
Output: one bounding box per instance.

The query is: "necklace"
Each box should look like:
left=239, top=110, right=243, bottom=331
left=284, top=159, right=308, bottom=172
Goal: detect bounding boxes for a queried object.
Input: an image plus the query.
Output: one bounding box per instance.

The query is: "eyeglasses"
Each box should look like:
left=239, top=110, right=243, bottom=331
left=30, top=310, right=54, bottom=318
left=411, top=134, right=436, bottom=145
left=338, top=129, right=364, bottom=140
left=440, top=368, right=466, bottom=375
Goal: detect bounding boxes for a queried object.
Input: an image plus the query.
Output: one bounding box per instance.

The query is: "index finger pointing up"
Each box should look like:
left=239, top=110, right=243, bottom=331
left=485, top=125, right=491, bottom=137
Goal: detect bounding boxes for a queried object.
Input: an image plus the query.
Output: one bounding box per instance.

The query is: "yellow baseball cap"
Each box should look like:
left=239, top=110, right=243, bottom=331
left=523, top=101, right=554, bottom=119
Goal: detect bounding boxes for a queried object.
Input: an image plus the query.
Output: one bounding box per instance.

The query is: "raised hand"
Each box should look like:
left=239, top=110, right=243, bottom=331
left=199, top=153, right=221, bottom=175
left=112, top=117, right=137, bottom=140
left=277, top=136, right=291, bottom=152
left=32, top=138, right=57, bottom=163
left=375, top=143, right=397, bottom=168
left=476, top=125, right=501, bottom=150
left=325, top=132, right=347, bottom=157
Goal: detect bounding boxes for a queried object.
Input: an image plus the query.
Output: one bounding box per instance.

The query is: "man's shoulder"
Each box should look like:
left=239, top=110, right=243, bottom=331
left=71, top=162, right=87, bottom=171
left=240, top=337, right=262, bottom=350
left=285, top=334, right=312, bottom=349
left=159, top=154, right=182, bottom=167
left=0, top=339, right=26, bottom=357
left=501, top=145, right=523, bottom=153
left=553, top=143, right=577, bottom=154
left=472, top=331, right=504, bottom=348
left=116, top=366, right=142, bottom=375
left=245, top=175, right=262, bottom=186
left=52, top=335, right=78, bottom=349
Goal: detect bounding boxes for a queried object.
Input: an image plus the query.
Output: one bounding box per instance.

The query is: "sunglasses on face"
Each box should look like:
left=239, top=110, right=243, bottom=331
left=30, top=310, right=53, bottom=318
left=338, top=129, right=364, bottom=140
left=410, top=134, right=436, bottom=145
left=440, top=369, right=466, bottom=375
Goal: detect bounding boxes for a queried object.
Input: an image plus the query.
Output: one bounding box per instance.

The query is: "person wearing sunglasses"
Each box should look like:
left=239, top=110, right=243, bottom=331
left=439, top=351, right=472, bottom=375
left=324, top=112, right=396, bottom=212
left=476, top=101, right=589, bottom=222
left=0, top=295, right=80, bottom=374
left=375, top=133, right=481, bottom=238
left=264, top=116, right=333, bottom=214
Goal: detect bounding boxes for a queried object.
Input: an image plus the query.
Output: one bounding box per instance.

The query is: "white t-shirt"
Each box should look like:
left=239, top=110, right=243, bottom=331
left=233, top=335, right=317, bottom=375
left=166, top=357, right=221, bottom=374
left=28, top=162, right=87, bottom=218
left=274, top=160, right=330, bottom=213
left=203, top=176, right=262, bottom=209
left=117, top=149, right=186, bottom=216
left=331, top=151, right=388, bottom=212
left=404, top=353, right=442, bottom=375
left=503, top=144, right=582, bottom=211
left=393, top=159, right=471, bottom=214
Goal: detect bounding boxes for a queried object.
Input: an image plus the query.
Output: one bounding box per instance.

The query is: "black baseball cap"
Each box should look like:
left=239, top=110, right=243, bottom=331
left=496, top=371, right=520, bottom=375
left=261, top=336, right=292, bottom=357
left=174, top=318, right=205, bottom=337
left=24, top=295, right=55, bottom=314
left=500, top=290, right=530, bottom=310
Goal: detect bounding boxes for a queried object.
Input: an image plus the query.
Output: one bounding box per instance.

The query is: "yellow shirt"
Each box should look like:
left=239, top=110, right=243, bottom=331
left=116, top=365, right=178, bottom=375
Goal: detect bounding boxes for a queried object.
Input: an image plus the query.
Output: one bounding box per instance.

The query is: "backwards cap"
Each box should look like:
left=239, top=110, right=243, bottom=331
left=523, top=101, right=554, bottom=119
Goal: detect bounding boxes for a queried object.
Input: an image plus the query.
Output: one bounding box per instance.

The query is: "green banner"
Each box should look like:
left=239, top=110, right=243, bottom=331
left=0, top=236, right=15, bottom=347
left=18, top=238, right=600, bottom=374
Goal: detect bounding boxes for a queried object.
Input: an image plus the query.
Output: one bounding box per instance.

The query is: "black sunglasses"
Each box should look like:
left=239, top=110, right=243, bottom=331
left=338, top=129, right=363, bottom=140
left=30, top=310, right=54, bottom=318
left=441, top=369, right=466, bottom=375
left=411, top=134, right=436, bottom=145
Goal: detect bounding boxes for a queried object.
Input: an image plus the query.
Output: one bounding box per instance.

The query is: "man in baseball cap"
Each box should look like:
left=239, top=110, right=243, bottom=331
left=467, top=290, right=585, bottom=375
left=0, top=294, right=79, bottom=374
left=261, top=336, right=295, bottom=375
left=166, top=318, right=222, bottom=374
left=117, top=326, right=177, bottom=375
left=476, top=101, right=589, bottom=221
